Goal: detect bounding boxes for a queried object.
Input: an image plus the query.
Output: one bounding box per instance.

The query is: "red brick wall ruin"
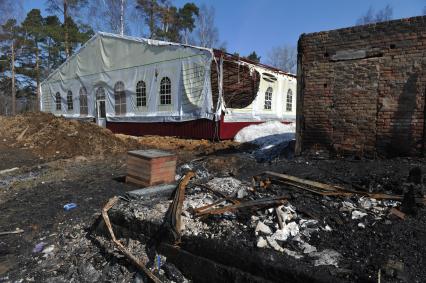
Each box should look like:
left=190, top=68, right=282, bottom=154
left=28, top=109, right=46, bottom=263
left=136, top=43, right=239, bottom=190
left=296, top=16, right=426, bottom=157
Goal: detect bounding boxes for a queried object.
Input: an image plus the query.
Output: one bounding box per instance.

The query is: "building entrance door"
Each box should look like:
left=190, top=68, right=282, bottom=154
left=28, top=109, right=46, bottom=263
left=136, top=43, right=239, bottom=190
left=96, top=87, right=106, bottom=127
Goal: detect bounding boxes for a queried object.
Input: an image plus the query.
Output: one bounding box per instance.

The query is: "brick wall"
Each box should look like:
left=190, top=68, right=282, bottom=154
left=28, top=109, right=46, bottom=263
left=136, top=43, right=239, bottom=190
left=296, top=16, right=426, bottom=157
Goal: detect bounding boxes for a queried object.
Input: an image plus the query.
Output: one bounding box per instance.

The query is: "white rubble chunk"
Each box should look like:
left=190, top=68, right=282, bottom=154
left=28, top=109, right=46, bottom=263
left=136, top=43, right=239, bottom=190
left=271, top=228, right=290, bottom=242
left=299, top=242, right=317, bottom=254
left=257, top=237, right=268, bottom=248
left=271, top=221, right=299, bottom=242
left=299, top=219, right=318, bottom=228
left=358, top=223, right=366, bottom=229
left=284, top=203, right=297, bottom=213
left=358, top=197, right=377, bottom=210
left=340, top=201, right=356, bottom=212
left=207, top=177, right=247, bottom=195
left=352, top=210, right=368, bottom=220
left=311, top=249, right=341, bottom=267
left=255, top=221, right=272, bottom=235
left=286, top=222, right=300, bottom=237
left=237, top=188, right=248, bottom=199
left=283, top=248, right=304, bottom=259
left=279, top=211, right=294, bottom=222
left=266, top=236, right=284, bottom=252
left=42, top=245, right=55, bottom=257
left=324, top=225, right=332, bottom=231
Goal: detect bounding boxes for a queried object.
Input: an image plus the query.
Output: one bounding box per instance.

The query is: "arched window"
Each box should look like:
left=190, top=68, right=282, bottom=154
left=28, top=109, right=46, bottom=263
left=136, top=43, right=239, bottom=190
left=136, top=80, right=146, bottom=107
left=286, top=89, right=293, bottom=112
left=67, top=91, right=73, bottom=111
left=79, top=86, right=88, bottom=115
left=114, top=81, right=126, bottom=115
left=55, top=92, right=61, bottom=111
left=96, top=87, right=105, bottom=100
left=264, top=87, right=273, bottom=110
left=159, top=77, right=171, bottom=105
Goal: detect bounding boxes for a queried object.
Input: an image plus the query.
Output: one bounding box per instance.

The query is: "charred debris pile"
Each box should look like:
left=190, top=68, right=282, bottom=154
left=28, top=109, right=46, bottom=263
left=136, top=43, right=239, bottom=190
left=93, top=160, right=426, bottom=283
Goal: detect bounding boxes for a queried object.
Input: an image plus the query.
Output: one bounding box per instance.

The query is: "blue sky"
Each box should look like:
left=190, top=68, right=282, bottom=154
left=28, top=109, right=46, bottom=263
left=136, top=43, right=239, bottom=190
left=23, top=0, right=426, bottom=60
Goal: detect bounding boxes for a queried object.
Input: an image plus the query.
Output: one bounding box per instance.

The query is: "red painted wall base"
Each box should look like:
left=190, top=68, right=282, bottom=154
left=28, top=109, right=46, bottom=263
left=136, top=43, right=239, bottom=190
left=106, top=115, right=293, bottom=140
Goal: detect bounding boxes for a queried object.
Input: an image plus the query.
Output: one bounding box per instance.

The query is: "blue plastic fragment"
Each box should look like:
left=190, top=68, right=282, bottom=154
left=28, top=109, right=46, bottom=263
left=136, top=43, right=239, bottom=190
left=157, top=255, right=161, bottom=269
left=63, top=203, right=77, bottom=211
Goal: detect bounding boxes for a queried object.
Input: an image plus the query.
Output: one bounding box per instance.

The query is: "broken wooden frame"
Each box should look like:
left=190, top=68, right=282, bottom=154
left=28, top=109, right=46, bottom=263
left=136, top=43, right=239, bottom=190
left=195, top=195, right=288, bottom=217
left=260, top=171, right=426, bottom=204
left=166, top=171, right=195, bottom=243
left=102, top=196, right=162, bottom=283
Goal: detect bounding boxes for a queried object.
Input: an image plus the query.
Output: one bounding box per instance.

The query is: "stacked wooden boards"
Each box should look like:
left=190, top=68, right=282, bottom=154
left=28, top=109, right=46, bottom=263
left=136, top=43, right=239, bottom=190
left=126, top=149, right=177, bottom=187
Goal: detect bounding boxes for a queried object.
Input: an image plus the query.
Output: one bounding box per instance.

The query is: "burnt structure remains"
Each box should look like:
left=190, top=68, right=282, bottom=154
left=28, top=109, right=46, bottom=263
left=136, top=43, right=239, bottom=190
left=296, top=16, right=426, bottom=157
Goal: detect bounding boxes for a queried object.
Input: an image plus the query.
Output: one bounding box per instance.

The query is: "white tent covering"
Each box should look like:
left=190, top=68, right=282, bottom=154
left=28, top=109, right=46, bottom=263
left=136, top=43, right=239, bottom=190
left=40, top=32, right=296, bottom=124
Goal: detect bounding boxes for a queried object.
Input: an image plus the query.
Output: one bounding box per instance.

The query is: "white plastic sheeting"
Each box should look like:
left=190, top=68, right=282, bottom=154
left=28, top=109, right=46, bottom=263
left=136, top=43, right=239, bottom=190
left=41, top=32, right=216, bottom=122
left=40, top=32, right=296, bottom=124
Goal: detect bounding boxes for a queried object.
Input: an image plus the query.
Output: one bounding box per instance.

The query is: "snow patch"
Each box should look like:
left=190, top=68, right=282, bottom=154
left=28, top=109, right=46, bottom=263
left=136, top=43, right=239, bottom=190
left=234, top=121, right=295, bottom=161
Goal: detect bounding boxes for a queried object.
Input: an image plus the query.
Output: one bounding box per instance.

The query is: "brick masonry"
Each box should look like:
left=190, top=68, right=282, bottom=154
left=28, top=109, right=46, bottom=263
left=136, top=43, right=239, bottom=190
left=295, top=15, right=426, bottom=157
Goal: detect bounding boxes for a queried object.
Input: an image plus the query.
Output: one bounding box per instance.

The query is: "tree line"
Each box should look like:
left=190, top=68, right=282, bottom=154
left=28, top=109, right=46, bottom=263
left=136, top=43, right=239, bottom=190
left=4, top=1, right=417, bottom=115
left=0, top=0, right=226, bottom=115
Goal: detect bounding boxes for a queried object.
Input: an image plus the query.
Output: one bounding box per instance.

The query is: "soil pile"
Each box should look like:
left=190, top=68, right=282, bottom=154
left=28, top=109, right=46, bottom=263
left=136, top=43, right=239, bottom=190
left=118, top=134, right=245, bottom=155
left=0, top=112, right=137, bottom=159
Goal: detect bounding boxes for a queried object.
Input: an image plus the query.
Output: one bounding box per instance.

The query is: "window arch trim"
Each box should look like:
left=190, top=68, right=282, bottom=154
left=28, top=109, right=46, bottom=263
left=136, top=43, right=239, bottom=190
left=55, top=92, right=61, bottom=111
left=114, top=81, right=126, bottom=115
left=159, top=77, right=172, bottom=105
left=79, top=86, right=88, bottom=115
left=286, top=89, right=293, bottom=112
left=264, top=87, right=273, bottom=110
left=67, top=91, right=73, bottom=111
left=136, top=80, right=147, bottom=107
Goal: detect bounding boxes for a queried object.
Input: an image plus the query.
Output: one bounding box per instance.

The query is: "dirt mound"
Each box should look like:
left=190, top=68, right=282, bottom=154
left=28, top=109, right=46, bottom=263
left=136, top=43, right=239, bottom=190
left=0, top=112, right=137, bottom=159
left=116, top=134, right=246, bottom=156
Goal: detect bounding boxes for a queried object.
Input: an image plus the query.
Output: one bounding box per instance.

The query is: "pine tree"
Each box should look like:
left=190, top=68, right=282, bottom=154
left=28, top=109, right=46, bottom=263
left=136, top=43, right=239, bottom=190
left=21, top=9, right=45, bottom=109
left=45, top=0, right=88, bottom=57
left=0, top=19, right=21, bottom=114
left=246, top=51, right=261, bottom=63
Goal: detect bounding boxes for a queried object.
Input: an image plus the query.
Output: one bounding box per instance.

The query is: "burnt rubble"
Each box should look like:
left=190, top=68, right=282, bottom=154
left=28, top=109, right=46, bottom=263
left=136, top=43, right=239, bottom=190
left=89, top=160, right=426, bottom=283
left=2, top=155, right=426, bottom=283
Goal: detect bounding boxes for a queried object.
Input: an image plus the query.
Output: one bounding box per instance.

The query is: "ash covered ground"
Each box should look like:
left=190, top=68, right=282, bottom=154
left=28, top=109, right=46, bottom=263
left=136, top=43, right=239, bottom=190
left=0, top=113, right=425, bottom=283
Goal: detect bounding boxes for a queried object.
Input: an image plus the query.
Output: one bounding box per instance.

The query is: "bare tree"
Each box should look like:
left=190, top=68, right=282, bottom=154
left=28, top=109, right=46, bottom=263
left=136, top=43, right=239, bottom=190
left=266, top=45, right=297, bottom=74
left=356, top=4, right=393, bottom=25
left=88, top=0, right=132, bottom=35
left=0, top=0, right=23, bottom=24
left=192, top=4, right=219, bottom=48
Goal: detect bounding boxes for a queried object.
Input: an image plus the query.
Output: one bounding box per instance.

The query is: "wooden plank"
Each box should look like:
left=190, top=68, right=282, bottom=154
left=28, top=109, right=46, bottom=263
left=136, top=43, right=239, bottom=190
left=272, top=179, right=333, bottom=196
left=264, top=171, right=342, bottom=192
left=126, top=165, right=175, bottom=176
left=196, top=195, right=288, bottom=216
left=126, top=175, right=149, bottom=187
left=126, top=158, right=176, bottom=170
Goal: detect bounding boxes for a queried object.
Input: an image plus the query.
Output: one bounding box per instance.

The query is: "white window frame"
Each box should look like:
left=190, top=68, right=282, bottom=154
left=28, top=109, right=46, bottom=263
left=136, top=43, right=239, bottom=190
left=136, top=80, right=147, bottom=109
left=55, top=92, right=61, bottom=111
left=158, top=76, right=172, bottom=111
left=79, top=86, right=88, bottom=115
left=264, top=87, right=273, bottom=110
left=67, top=91, right=73, bottom=111
left=114, top=81, right=126, bottom=115
left=286, top=89, right=293, bottom=112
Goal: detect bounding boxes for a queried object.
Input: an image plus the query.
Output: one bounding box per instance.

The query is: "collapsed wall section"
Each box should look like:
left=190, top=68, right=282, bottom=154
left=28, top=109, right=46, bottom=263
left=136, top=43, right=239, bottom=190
left=210, top=58, right=260, bottom=109
left=296, top=15, right=426, bottom=157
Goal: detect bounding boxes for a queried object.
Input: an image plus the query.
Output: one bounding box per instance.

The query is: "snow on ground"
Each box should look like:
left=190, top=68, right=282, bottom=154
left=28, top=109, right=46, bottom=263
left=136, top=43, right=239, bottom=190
left=234, top=121, right=296, bottom=162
